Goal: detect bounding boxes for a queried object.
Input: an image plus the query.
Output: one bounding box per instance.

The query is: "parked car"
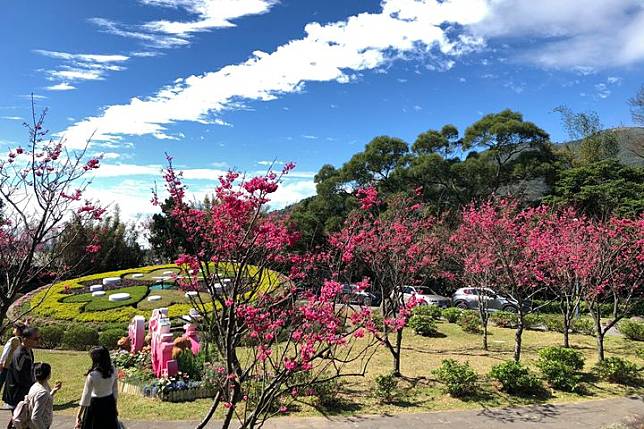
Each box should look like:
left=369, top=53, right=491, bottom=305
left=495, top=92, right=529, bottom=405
left=339, top=284, right=376, bottom=306
left=451, top=288, right=525, bottom=312
left=402, top=286, right=450, bottom=308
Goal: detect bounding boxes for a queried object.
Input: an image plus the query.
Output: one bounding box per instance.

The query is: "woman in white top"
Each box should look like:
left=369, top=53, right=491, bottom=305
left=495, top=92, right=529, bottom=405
left=75, top=346, right=118, bottom=429
left=27, top=362, right=62, bottom=429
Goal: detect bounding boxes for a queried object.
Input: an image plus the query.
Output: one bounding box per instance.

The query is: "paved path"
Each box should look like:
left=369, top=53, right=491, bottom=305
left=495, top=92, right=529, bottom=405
left=34, top=395, right=642, bottom=429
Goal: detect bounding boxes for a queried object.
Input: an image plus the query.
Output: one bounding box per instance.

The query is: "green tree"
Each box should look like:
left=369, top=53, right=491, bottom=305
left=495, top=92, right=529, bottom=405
left=463, top=109, right=550, bottom=191
left=544, top=159, right=644, bottom=218
left=147, top=197, right=193, bottom=262
left=343, top=136, right=410, bottom=189
left=56, top=207, right=145, bottom=278
left=413, top=124, right=460, bottom=157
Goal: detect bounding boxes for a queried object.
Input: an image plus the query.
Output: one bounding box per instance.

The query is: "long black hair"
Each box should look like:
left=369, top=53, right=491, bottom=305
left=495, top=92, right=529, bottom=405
left=86, top=346, right=114, bottom=379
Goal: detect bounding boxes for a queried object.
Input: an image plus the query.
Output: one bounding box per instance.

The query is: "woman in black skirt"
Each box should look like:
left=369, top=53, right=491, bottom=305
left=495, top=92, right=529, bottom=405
left=75, top=346, right=118, bottom=429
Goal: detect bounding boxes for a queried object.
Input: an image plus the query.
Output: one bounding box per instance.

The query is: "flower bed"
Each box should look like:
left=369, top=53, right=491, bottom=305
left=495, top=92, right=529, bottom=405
left=114, top=349, right=222, bottom=403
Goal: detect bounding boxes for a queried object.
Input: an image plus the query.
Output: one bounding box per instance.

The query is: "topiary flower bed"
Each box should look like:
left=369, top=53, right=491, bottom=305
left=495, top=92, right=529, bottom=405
left=27, top=265, right=203, bottom=324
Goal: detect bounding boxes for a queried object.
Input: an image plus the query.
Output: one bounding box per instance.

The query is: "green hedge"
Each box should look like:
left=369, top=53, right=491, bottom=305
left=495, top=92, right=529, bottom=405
left=62, top=324, right=99, bottom=351
left=99, top=328, right=128, bottom=349
left=533, top=300, right=644, bottom=317
left=619, top=319, right=644, bottom=341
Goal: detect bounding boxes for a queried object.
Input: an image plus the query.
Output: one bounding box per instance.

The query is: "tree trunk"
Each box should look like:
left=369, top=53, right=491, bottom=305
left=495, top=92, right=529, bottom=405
left=591, top=304, right=605, bottom=362
left=393, top=329, right=403, bottom=377
left=482, top=316, right=489, bottom=351
left=562, top=315, right=570, bottom=348
left=196, top=390, right=221, bottom=429
left=596, top=331, right=605, bottom=362
left=513, top=312, right=524, bottom=362
left=219, top=399, right=236, bottom=429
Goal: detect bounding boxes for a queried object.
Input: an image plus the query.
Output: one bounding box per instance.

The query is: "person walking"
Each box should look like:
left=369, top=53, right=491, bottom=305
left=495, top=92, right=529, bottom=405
left=25, top=362, right=62, bottom=429
left=3, top=328, right=39, bottom=408
left=75, top=346, right=118, bottom=429
left=0, top=322, right=26, bottom=409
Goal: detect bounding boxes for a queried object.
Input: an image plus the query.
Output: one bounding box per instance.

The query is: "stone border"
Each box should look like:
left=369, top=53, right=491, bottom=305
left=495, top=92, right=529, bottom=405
left=118, top=380, right=216, bottom=403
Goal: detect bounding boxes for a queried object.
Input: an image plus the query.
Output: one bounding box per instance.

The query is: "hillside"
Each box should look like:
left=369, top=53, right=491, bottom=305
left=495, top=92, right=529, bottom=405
left=559, top=126, right=644, bottom=166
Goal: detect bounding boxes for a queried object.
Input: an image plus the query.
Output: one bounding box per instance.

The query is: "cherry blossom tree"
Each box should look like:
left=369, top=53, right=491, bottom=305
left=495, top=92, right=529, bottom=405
left=452, top=199, right=546, bottom=362
left=448, top=231, right=496, bottom=351
left=158, top=157, right=377, bottom=429
left=329, top=188, right=443, bottom=376
left=528, top=209, right=597, bottom=348
left=0, top=102, right=103, bottom=332
left=581, top=217, right=642, bottom=361
left=531, top=210, right=642, bottom=358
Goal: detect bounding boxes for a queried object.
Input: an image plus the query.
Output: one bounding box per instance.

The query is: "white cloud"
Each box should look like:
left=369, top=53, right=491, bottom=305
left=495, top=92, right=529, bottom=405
left=471, top=0, right=644, bottom=68
left=34, top=50, right=129, bottom=63
left=257, top=160, right=284, bottom=166
left=34, top=49, right=129, bottom=85
left=130, top=51, right=163, bottom=58
left=19, top=94, right=47, bottom=100
left=90, top=18, right=191, bottom=48
left=267, top=179, right=316, bottom=209
left=95, top=152, right=122, bottom=160
left=595, top=83, right=610, bottom=99
left=61, top=0, right=489, bottom=147
left=46, top=82, right=76, bottom=91
left=90, top=1, right=277, bottom=49
left=140, top=0, right=278, bottom=36
left=593, top=76, right=623, bottom=99
left=1, top=116, right=23, bottom=121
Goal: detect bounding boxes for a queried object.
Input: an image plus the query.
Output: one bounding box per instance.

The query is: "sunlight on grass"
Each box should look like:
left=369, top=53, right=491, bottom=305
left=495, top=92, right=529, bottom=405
left=33, top=321, right=643, bottom=420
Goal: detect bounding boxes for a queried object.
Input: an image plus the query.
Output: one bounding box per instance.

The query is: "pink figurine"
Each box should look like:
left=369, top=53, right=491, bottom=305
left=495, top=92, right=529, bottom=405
left=128, top=315, right=145, bottom=353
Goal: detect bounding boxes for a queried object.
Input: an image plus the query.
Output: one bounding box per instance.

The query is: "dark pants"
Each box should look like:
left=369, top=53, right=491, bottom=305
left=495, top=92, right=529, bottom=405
left=81, top=395, right=119, bottom=429
left=0, top=369, right=6, bottom=393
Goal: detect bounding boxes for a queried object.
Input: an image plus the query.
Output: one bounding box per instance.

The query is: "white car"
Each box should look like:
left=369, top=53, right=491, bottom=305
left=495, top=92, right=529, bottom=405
left=402, top=286, right=450, bottom=308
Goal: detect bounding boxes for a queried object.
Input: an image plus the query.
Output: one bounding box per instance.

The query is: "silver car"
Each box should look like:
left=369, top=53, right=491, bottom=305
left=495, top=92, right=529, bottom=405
left=451, top=287, right=519, bottom=312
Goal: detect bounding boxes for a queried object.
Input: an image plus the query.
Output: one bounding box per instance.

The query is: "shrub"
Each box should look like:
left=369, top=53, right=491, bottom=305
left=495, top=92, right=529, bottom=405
left=98, top=328, right=127, bottom=349
left=458, top=310, right=482, bottom=334
left=594, top=357, right=641, bottom=386
left=314, top=377, right=342, bottom=407
left=542, top=315, right=595, bottom=335
left=442, top=307, right=462, bottom=323
left=543, top=314, right=565, bottom=333
left=524, top=313, right=545, bottom=330
left=432, top=359, right=478, bottom=397
left=619, top=319, right=644, bottom=341
left=489, top=361, right=543, bottom=395
left=176, top=350, right=204, bottom=381
left=62, top=324, right=99, bottom=351
left=413, top=304, right=442, bottom=320
left=571, top=318, right=594, bottom=335
left=408, top=314, right=439, bottom=337
left=537, top=346, right=585, bottom=392
left=39, top=324, right=66, bottom=349
left=490, top=311, right=518, bottom=328
left=373, top=372, right=399, bottom=403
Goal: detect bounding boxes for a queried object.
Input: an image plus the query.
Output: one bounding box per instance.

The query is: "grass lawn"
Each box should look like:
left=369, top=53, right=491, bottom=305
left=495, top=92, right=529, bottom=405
left=36, top=321, right=644, bottom=421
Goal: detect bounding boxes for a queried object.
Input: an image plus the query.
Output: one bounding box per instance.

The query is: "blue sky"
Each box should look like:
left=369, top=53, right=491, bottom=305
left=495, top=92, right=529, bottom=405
left=1, top=0, right=643, bottom=220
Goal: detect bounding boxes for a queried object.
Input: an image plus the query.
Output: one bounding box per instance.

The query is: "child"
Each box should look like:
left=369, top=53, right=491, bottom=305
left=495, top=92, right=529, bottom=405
left=26, top=362, right=62, bottom=429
